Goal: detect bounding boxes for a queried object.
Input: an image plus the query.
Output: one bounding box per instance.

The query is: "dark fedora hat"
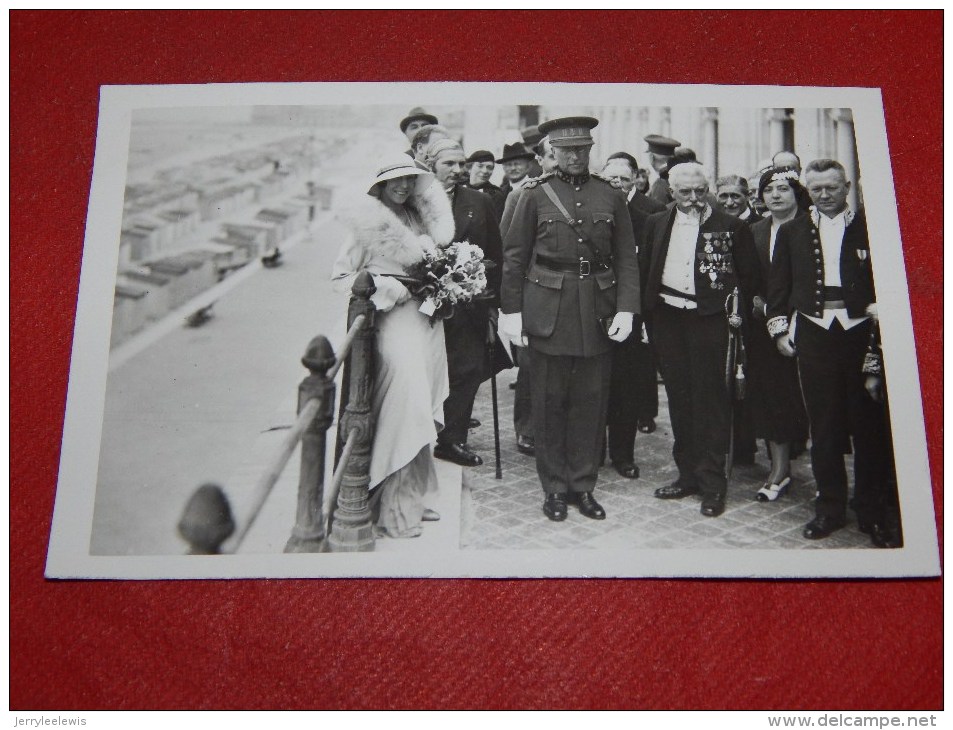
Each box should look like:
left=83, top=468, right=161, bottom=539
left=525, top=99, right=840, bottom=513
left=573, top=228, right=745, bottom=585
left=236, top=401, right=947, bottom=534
left=520, top=125, right=544, bottom=147
left=466, top=149, right=496, bottom=164
left=496, top=143, right=535, bottom=164
left=399, top=107, right=439, bottom=133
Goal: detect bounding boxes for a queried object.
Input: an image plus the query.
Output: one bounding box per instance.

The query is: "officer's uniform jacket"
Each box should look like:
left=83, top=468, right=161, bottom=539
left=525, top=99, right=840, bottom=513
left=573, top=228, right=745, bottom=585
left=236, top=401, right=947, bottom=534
left=501, top=171, right=640, bottom=357
left=641, top=205, right=761, bottom=316
left=765, top=208, right=874, bottom=339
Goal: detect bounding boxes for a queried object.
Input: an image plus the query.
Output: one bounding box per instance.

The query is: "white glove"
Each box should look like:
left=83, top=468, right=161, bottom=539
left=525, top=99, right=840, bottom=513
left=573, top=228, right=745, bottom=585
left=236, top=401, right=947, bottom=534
left=607, top=312, right=634, bottom=343
left=369, top=274, right=411, bottom=312
left=498, top=311, right=527, bottom=348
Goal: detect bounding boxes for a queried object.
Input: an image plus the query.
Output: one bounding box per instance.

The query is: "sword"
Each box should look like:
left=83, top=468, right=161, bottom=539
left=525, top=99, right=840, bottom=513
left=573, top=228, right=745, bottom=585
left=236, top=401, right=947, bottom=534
left=724, top=287, right=745, bottom=481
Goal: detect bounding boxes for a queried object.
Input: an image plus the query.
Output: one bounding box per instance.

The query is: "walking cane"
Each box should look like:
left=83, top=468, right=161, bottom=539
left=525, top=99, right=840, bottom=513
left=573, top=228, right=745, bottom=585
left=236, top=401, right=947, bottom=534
left=491, top=369, right=502, bottom=479
left=488, top=319, right=503, bottom=479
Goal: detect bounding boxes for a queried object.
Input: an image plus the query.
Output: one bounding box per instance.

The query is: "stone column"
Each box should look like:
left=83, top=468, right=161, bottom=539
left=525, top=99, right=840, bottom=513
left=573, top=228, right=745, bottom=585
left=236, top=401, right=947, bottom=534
left=701, top=107, right=719, bottom=180
left=766, top=108, right=790, bottom=157
left=832, top=108, right=860, bottom=211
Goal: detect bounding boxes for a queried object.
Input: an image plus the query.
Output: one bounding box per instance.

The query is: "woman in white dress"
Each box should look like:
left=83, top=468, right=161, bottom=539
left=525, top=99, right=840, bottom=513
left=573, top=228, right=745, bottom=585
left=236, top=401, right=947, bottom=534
left=332, top=154, right=455, bottom=538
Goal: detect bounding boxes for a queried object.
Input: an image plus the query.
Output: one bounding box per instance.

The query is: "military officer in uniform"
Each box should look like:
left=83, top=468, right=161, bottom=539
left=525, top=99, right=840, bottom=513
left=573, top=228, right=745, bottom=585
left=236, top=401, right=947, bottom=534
left=766, top=158, right=900, bottom=546
left=499, top=116, right=641, bottom=522
left=642, top=161, right=761, bottom=517
left=644, top=134, right=681, bottom=206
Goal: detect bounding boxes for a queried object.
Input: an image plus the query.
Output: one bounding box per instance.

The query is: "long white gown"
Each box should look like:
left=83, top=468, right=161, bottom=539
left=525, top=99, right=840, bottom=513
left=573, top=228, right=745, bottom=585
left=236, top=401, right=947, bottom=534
left=331, top=184, right=453, bottom=537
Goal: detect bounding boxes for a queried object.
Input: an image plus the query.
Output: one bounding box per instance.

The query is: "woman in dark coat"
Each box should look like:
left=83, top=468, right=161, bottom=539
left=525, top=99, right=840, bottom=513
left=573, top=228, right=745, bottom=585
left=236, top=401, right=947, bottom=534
left=747, top=167, right=809, bottom=501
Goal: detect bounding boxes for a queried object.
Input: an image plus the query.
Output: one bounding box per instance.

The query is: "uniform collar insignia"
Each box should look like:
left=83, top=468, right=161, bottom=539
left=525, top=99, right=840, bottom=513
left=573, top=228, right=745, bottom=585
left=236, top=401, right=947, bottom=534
left=555, top=168, right=591, bottom=186
left=810, top=206, right=854, bottom=228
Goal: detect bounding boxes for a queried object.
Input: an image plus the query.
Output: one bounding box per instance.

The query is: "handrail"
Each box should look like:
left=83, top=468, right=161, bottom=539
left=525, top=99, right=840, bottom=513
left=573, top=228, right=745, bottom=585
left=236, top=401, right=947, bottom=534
left=219, top=396, right=322, bottom=554
left=327, top=313, right=366, bottom=381
left=178, top=270, right=378, bottom=555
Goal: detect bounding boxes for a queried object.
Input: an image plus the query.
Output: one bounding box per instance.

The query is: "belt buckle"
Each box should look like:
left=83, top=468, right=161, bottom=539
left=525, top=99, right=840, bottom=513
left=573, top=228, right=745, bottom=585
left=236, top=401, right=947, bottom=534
left=579, top=259, right=591, bottom=276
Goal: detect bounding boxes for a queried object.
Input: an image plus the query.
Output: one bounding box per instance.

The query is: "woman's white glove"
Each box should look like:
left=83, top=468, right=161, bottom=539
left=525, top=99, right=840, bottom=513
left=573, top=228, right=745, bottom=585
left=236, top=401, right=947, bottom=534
left=498, top=311, right=527, bottom=348
left=370, top=274, right=411, bottom=312
left=607, top=312, right=634, bottom=342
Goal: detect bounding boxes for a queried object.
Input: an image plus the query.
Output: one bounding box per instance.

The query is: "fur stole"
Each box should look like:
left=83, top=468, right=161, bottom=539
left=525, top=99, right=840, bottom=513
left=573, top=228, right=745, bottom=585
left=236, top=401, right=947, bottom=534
left=335, top=180, right=455, bottom=268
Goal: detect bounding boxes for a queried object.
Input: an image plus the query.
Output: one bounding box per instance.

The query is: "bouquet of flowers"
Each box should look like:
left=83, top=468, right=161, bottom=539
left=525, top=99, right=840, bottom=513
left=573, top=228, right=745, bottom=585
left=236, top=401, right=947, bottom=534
left=404, top=241, right=491, bottom=323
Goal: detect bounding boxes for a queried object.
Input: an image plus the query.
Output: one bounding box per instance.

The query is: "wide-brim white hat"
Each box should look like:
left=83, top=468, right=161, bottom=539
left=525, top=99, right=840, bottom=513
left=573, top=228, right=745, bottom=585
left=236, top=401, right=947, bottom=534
left=367, top=154, right=434, bottom=196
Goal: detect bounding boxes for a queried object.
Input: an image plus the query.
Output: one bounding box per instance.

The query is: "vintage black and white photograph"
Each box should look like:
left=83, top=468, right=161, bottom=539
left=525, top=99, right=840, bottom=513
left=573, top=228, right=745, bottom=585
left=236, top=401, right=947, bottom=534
left=45, top=81, right=939, bottom=579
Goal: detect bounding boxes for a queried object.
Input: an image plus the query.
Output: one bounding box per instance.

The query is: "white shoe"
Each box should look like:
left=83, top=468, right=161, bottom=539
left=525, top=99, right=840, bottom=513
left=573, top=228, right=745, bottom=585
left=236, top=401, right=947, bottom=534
left=756, top=476, right=791, bottom=503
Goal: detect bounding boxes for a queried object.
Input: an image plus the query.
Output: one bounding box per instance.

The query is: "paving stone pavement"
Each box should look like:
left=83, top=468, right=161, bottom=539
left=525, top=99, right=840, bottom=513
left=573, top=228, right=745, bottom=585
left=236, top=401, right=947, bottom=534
left=460, top=367, right=874, bottom=552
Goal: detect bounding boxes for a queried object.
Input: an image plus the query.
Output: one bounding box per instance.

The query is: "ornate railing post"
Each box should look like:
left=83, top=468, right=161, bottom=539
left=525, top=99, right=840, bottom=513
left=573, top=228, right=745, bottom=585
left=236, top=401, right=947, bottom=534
left=327, top=271, right=377, bottom=552
left=178, top=483, right=235, bottom=554
left=284, top=336, right=335, bottom=553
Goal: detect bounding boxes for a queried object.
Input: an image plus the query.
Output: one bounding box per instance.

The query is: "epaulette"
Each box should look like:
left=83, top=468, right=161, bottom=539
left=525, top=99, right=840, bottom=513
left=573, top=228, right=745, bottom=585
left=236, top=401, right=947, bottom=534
left=591, top=172, right=618, bottom=187
left=522, top=172, right=555, bottom=190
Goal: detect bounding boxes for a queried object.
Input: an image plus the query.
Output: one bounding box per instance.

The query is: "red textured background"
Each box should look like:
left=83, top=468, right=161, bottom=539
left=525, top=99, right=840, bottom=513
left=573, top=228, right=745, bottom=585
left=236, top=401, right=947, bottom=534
left=11, top=10, right=943, bottom=710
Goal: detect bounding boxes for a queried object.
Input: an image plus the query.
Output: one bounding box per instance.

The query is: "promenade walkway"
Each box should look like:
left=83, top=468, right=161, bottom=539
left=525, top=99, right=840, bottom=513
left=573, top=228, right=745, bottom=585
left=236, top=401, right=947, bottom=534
left=460, top=371, right=873, bottom=551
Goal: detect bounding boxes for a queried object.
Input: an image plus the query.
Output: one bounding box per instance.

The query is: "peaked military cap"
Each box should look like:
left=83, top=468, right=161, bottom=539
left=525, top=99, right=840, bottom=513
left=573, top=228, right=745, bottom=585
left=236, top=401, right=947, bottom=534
left=399, top=107, right=439, bottom=132
left=644, top=134, right=681, bottom=156
left=496, top=142, right=536, bottom=164
left=466, top=149, right=496, bottom=164
left=538, top=116, right=599, bottom=147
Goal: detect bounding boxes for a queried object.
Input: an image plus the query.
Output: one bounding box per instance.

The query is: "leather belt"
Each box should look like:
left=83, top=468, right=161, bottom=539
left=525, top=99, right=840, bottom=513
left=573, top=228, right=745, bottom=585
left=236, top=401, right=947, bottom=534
left=535, top=255, right=610, bottom=277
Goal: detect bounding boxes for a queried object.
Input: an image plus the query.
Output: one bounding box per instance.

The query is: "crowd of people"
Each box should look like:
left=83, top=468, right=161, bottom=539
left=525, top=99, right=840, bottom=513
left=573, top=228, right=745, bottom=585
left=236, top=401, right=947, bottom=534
left=331, top=106, right=902, bottom=549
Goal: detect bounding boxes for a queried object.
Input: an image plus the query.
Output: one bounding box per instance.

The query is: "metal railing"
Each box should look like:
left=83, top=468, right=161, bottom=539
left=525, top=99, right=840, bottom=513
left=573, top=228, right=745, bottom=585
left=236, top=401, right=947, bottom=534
left=177, top=271, right=378, bottom=554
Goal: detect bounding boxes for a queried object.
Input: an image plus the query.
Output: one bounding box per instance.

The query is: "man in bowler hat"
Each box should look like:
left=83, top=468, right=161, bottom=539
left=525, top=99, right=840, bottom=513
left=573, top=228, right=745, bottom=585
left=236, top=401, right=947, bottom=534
left=497, top=142, right=537, bottom=202
left=499, top=116, right=641, bottom=522
left=400, top=107, right=438, bottom=157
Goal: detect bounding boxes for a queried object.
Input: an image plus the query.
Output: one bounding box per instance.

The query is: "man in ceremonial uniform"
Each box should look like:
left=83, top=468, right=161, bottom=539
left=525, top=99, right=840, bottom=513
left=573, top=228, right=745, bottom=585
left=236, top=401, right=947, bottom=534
left=766, top=159, right=900, bottom=546
left=426, top=139, right=504, bottom=468
left=499, top=117, right=640, bottom=522
left=642, top=162, right=761, bottom=517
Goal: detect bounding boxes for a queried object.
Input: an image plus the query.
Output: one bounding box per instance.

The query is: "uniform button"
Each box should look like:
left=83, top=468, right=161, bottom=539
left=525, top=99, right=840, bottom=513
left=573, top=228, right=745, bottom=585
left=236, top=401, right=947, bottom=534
left=575, top=202, right=582, bottom=208
left=814, top=249, right=820, bottom=255
left=577, top=219, right=584, bottom=224
left=578, top=238, right=584, bottom=243
left=817, top=279, right=822, bottom=285
left=575, top=187, right=581, bottom=191
left=579, top=275, right=583, bottom=279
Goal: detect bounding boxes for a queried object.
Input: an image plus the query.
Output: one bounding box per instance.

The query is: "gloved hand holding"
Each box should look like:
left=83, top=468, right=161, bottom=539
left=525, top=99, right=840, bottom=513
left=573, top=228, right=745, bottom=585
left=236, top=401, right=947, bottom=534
left=607, top=311, right=634, bottom=343
left=498, top=311, right=527, bottom=348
